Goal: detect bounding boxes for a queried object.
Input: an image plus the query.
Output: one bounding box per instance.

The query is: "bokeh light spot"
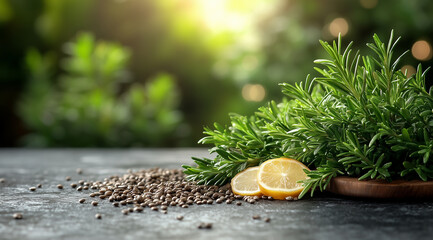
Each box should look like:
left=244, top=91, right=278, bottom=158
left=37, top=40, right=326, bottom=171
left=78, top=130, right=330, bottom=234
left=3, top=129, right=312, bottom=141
left=401, top=65, right=416, bottom=78
left=329, top=18, right=349, bottom=37
left=242, top=84, right=266, bottom=102
left=360, top=0, right=378, bottom=9
left=412, top=40, right=432, bottom=61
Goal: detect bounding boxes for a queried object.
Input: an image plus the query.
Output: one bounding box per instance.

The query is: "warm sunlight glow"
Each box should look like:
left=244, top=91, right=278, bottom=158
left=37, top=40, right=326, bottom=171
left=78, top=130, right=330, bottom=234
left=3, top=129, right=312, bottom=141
left=401, top=65, right=416, bottom=78
left=242, top=84, right=266, bottom=102
left=412, top=40, right=432, bottom=61
left=198, top=0, right=246, bottom=32
left=329, top=18, right=349, bottom=37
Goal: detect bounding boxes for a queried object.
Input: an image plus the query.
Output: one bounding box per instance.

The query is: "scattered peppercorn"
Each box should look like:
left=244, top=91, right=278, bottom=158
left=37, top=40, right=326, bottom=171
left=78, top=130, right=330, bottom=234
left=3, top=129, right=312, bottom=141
left=134, top=207, right=143, bottom=212
left=198, top=222, right=212, bottom=229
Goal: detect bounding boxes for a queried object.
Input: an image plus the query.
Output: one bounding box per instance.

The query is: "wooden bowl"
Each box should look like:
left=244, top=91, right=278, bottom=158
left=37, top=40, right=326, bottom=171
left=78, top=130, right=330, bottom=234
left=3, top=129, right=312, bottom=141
left=327, top=176, right=433, bottom=199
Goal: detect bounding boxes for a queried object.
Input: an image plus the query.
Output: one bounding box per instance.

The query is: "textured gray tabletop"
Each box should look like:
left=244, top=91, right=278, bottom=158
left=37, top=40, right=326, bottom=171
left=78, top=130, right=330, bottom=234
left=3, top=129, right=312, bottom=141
left=1, top=149, right=433, bottom=240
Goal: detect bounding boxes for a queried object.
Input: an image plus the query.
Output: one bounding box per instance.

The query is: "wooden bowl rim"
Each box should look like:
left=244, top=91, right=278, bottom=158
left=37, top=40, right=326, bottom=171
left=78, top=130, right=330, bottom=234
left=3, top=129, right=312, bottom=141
left=327, top=176, right=433, bottom=199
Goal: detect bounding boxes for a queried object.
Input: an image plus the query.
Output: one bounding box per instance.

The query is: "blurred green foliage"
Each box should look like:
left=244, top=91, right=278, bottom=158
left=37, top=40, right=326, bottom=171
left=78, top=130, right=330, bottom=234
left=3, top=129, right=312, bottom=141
left=217, top=0, right=433, bottom=97
left=1, top=0, right=433, bottom=147
left=19, top=33, right=182, bottom=147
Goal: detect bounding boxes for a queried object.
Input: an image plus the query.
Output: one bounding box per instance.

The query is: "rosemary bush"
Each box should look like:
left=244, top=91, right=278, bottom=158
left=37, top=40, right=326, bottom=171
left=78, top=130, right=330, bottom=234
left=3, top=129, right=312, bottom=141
left=183, top=31, right=433, bottom=198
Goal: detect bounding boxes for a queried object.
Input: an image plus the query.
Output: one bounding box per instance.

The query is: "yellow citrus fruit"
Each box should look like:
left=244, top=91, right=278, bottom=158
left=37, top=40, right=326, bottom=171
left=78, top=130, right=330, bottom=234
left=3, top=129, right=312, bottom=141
left=257, top=158, right=310, bottom=200
left=230, top=166, right=262, bottom=196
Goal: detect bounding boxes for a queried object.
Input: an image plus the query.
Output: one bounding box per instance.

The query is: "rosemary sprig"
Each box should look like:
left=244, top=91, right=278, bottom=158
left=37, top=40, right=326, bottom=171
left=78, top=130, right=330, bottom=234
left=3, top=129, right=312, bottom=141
left=183, top=31, right=433, bottom=198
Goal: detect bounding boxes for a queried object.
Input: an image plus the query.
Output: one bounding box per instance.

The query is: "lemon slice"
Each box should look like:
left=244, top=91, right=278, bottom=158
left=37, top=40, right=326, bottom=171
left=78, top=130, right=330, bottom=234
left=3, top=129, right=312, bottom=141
left=257, top=158, right=310, bottom=200
left=230, top=166, right=262, bottom=196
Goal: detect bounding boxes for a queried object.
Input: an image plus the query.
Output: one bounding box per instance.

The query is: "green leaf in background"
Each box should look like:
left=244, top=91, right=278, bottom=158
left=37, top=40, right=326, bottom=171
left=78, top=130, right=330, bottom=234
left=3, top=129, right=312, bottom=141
left=18, top=33, right=183, bottom=147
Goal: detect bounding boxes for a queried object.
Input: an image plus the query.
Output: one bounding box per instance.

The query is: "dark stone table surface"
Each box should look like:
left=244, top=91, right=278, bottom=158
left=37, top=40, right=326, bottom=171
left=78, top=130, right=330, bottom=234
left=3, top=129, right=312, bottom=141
left=1, top=149, right=433, bottom=240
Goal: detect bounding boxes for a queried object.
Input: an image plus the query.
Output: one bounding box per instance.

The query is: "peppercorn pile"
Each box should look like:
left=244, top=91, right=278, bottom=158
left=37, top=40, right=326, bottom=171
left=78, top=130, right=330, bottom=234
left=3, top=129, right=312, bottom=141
left=75, top=168, right=265, bottom=214
left=17, top=168, right=289, bottom=226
